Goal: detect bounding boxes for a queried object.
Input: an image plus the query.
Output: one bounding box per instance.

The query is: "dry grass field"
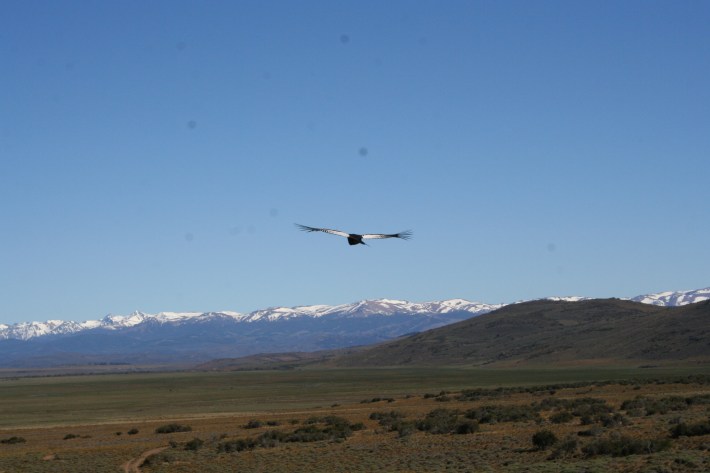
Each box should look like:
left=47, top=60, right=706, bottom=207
left=1, top=367, right=709, bottom=472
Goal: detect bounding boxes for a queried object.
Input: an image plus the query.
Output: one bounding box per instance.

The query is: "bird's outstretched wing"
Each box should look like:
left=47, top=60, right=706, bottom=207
left=362, top=230, right=412, bottom=240
left=295, top=224, right=350, bottom=238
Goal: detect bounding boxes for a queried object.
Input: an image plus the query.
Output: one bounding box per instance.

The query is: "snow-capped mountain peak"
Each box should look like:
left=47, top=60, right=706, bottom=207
left=100, top=311, right=149, bottom=328
left=0, top=298, right=494, bottom=340
left=1, top=287, right=707, bottom=341
left=630, top=288, right=709, bottom=307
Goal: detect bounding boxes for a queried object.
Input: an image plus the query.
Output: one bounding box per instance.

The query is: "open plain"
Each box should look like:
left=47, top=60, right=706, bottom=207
left=1, top=367, right=709, bottom=472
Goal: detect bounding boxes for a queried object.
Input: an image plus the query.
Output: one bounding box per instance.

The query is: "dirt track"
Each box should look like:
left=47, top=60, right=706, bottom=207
left=122, top=446, right=167, bottom=473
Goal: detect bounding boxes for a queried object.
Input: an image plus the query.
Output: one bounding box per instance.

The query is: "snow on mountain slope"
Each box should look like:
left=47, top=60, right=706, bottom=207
left=0, top=299, right=496, bottom=340
left=243, top=305, right=332, bottom=322
left=1, top=287, right=707, bottom=341
left=0, top=319, right=88, bottom=340
left=545, top=296, right=592, bottom=302
left=630, top=288, right=710, bottom=307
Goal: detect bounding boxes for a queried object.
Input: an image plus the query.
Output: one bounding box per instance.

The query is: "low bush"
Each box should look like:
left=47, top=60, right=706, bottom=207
left=577, top=427, right=604, bottom=437
left=184, top=437, right=204, bottom=451
left=621, top=395, right=690, bottom=415
left=550, top=411, right=574, bottom=424
left=685, top=394, right=710, bottom=405
left=272, top=423, right=357, bottom=445
left=670, top=420, right=710, bottom=438
left=350, top=422, right=365, bottom=431
left=217, top=438, right=256, bottom=453
left=219, top=415, right=365, bottom=453
left=392, top=420, right=417, bottom=438
left=288, top=425, right=331, bottom=442
left=417, top=408, right=460, bottom=434
left=598, top=413, right=630, bottom=428
left=360, top=397, right=395, bottom=403
left=370, top=410, right=406, bottom=428
left=370, top=411, right=414, bottom=437
left=155, top=423, right=192, bottom=434
left=465, top=404, right=540, bottom=424
left=321, top=416, right=362, bottom=439
left=256, top=429, right=288, bottom=448
left=455, top=420, right=479, bottom=434
left=1, top=436, right=26, bottom=444
left=538, top=397, right=611, bottom=415
left=548, top=436, right=578, bottom=459
left=532, top=430, right=557, bottom=450
left=582, top=435, right=671, bottom=457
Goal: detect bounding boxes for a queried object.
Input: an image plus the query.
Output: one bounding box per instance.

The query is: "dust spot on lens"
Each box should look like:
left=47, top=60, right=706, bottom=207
left=187, top=120, right=197, bottom=130
left=185, top=232, right=194, bottom=242
left=547, top=243, right=557, bottom=252
left=358, top=147, right=368, bottom=156
left=177, top=41, right=187, bottom=51
left=340, top=34, right=350, bottom=44
left=269, top=208, right=279, bottom=218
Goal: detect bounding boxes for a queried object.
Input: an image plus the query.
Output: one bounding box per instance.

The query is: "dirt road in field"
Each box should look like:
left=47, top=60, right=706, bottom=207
left=122, top=446, right=167, bottom=473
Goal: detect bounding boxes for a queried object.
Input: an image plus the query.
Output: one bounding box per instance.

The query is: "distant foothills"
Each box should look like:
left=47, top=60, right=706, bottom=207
left=0, top=288, right=707, bottom=369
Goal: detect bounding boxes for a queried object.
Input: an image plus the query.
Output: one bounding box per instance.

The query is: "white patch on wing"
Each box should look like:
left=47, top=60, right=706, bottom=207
left=319, top=228, right=350, bottom=238
left=296, top=224, right=350, bottom=238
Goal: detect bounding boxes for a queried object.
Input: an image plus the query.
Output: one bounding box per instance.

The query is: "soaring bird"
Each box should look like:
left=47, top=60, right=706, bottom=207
left=296, top=224, right=412, bottom=246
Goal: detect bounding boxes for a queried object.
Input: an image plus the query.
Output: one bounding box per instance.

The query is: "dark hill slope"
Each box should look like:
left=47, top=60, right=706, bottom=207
left=331, top=299, right=710, bottom=367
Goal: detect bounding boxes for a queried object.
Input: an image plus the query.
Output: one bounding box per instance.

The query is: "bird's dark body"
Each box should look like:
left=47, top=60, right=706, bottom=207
left=347, top=235, right=363, bottom=245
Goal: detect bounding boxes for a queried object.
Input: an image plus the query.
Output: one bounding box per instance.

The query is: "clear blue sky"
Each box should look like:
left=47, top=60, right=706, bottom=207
left=2, top=1, right=708, bottom=324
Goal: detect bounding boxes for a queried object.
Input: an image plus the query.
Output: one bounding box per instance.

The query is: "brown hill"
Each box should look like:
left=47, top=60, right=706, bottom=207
left=329, top=299, right=710, bottom=368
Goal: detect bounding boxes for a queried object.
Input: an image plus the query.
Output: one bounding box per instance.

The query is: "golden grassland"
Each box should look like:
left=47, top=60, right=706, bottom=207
left=1, top=367, right=709, bottom=472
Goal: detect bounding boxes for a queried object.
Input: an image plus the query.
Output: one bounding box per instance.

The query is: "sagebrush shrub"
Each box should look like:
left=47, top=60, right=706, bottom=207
left=155, top=423, right=192, bottom=434
left=184, top=437, right=204, bottom=451
left=582, top=435, right=670, bottom=457
left=532, top=430, right=557, bottom=450
left=670, top=420, right=710, bottom=438
left=416, top=408, right=460, bottom=434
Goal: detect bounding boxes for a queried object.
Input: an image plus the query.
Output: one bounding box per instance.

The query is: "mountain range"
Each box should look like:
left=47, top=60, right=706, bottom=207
left=0, top=299, right=502, bottom=341
left=0, top=288, right=707, bottom=368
